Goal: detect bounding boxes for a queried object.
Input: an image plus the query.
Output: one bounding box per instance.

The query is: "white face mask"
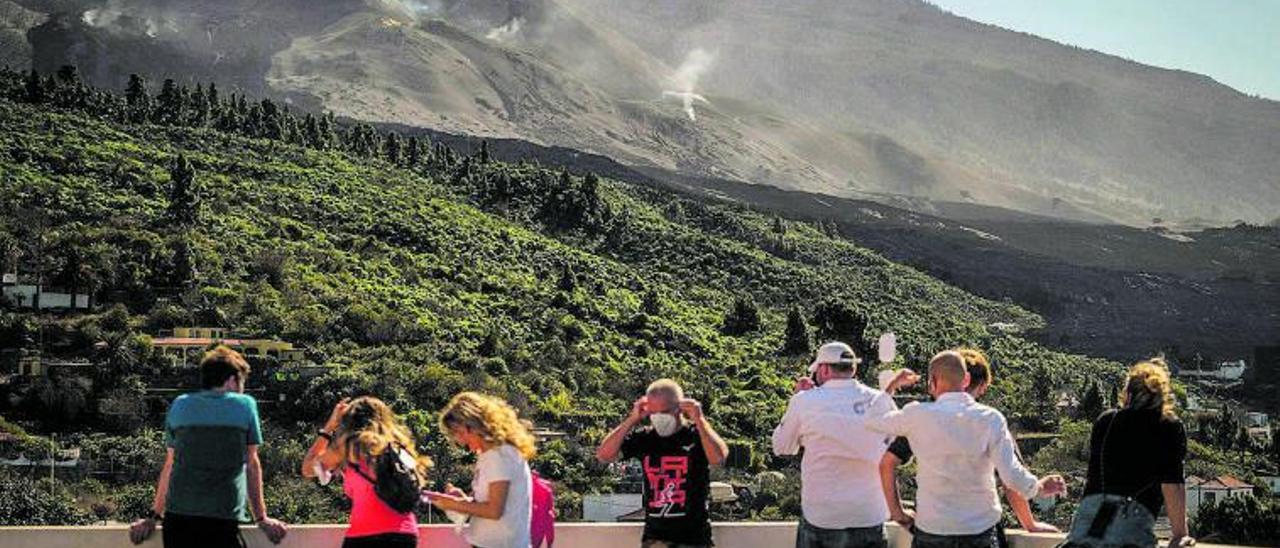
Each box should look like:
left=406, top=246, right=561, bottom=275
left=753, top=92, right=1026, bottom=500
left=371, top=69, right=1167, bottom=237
left=650, top=413, right=681, bottom=437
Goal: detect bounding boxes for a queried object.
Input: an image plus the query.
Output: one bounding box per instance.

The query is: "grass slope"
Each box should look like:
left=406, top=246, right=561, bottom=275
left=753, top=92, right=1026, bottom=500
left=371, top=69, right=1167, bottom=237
left=0, top=96, right=1124, bottom=520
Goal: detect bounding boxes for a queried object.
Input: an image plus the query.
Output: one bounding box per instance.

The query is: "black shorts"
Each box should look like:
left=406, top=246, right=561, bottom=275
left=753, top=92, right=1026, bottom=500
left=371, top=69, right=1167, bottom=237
left=162, top=513, right=245, bottom=548
left=342, top=533, right=418, bottom=548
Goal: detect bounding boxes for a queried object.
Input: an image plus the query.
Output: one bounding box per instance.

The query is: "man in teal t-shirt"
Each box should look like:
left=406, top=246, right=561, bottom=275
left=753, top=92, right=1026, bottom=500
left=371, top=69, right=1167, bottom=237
left=129, top=346, right=288, bottom=547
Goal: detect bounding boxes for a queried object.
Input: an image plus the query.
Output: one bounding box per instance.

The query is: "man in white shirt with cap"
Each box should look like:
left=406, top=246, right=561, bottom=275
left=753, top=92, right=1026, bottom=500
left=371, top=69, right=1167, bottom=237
left=772, top=341, right=899, bottom=548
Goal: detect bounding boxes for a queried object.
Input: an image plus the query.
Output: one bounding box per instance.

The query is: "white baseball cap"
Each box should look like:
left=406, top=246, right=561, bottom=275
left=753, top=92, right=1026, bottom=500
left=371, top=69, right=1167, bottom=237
left=808, top=342, right=861, bottom=374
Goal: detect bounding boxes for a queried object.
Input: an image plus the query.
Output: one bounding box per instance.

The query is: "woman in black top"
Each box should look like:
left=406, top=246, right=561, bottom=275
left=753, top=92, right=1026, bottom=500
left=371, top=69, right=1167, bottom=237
left=1080, top=359, right=1193, bottom=547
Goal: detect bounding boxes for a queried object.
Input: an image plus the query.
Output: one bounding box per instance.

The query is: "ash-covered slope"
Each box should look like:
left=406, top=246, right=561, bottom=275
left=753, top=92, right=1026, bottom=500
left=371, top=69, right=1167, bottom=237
left=6, top=0, right=1279, bottom=226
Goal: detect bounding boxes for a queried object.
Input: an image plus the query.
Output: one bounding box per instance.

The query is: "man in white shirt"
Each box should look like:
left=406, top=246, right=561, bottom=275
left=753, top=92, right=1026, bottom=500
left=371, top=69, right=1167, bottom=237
left=772, top=342, right=898, bottom=548
left=865, top=351, right=1066, bottom=548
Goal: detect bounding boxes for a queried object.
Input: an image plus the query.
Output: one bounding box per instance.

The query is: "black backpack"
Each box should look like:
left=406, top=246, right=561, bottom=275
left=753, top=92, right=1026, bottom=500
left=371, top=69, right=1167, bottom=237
left=352, top=444, right=424, bottom=514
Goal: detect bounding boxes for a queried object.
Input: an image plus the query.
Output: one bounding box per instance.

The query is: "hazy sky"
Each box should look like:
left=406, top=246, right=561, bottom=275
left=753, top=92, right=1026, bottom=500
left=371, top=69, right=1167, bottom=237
left=931, top=0, right=1280, bottom=100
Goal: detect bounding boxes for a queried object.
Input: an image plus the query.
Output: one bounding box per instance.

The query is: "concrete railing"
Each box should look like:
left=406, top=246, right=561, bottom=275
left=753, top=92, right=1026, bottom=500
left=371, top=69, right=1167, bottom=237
left=0, top=523, right=1235, bottom=547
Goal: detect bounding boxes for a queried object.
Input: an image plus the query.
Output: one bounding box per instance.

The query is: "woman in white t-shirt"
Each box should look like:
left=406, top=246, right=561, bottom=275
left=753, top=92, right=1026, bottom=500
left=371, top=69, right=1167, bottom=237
left=426, top=392, right=534, bottom=548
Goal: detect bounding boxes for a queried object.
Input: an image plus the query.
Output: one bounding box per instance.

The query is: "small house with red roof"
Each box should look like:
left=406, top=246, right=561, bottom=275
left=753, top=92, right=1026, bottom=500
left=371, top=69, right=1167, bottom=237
left=1185, top=475, right=1254, bottom=514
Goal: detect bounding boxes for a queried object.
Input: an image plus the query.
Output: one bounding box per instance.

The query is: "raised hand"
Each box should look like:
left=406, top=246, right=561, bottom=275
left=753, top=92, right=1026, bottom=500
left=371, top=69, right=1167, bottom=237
left=794, top=376, right=816, bottom=394
left=1038, top=474, right=1067, bottom=498
left=628, top=396, right=651, bottom=422
left=678, top=398, right=704, bottom=422
left=886, top=369, right=920, bottom=393
left=324, top=398, right=352, bottom=431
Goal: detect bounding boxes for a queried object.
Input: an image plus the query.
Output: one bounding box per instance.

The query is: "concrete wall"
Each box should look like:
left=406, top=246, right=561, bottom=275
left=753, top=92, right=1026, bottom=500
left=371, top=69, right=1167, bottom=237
left=0, top=523, right=1236, bottom=548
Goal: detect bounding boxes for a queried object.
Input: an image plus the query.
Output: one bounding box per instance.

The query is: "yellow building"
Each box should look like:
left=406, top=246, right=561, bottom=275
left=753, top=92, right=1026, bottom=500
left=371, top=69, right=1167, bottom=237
left=172, top=327, right=230, bottom=339
left=15, top=353, right=94, bottom=377
left=152, top=327, right=305, bottom=365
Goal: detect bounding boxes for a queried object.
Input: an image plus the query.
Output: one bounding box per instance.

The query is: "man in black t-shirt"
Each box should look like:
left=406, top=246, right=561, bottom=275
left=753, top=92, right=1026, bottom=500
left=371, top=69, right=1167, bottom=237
left=596, top=379, right=730, bottom=548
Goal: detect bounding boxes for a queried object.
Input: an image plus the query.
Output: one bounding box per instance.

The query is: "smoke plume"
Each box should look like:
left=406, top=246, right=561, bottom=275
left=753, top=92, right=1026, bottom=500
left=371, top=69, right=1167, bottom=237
left=663, top=48, right=714, bottom=122
left=485, top=18, right=523, bottom=43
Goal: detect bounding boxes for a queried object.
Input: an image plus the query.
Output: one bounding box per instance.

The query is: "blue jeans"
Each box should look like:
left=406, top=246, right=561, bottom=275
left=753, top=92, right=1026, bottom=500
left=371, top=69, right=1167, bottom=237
left=910, top=527, right=999, bottom=548
left=796, top=517, right=886, bottom=548
left=1062, top=493, right=1156, bottom=547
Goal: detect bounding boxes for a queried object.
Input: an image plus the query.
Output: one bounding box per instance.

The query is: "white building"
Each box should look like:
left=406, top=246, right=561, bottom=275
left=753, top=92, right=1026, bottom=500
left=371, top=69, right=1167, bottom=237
left=0, top=285, right=90, bottom=310
left=1185, top=475, right=1254, bottom=515
left=1260, top=475, right=1280, bottom=495
left=1237, top=411, right=1272, bottom=444
left=1242, top=411, right=1269, bottom=428
left=1179, top=360, right=1247, bottom=382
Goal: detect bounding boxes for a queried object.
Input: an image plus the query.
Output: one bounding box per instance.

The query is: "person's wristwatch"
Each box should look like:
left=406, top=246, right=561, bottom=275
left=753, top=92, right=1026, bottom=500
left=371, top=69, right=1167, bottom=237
left=147, top=510, right=163, bottom=521
left=317, top=429, right=334, bottom=441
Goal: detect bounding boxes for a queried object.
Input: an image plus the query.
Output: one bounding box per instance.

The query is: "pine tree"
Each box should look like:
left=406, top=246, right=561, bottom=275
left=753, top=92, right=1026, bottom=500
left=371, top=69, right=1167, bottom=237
left=259, top=99, right=283, bottom=140
left=167, top=155, right=200, bottom=226
left=384, top=132, right=402, bottom=165
left=303, top=113, right=321, bottom=148
left=1077, top=381, right=1105, bottom=421
left=349, top=124, right=378, bottom=157
left=206, top=82, right=219, bottom=110
left=23, top=69, right=45, bottom=103
left=641, top=288, right=662, bottom=316
left=772, top=216, right=787, bottom=235
left=407, top=135, right=421, bottom=166
left=1236, top=427, right=1252, bottom=464
left=54, top=65, right=79, bottom=86
left=191, top=84, right=210, bottom=127
left=1215, top=411, right=1237, bottom=449
left=782, top=307, right=811, bottom=355
left=317, top=112, right=336, bottom=149
left=1269, top=431, right=1280, bottom=469
left=812, top=299, right=868, bottom=353
left=479, top=140, right=491, bottom=164
left=722, top=296, right=762, bottom=336
left=281, top=105, right=301, bottom=144
left=124, top=74, right=150, bottom=123
left=557, top=263, right=577, bottom=292
left=478, top=323, right=503, bottom=357
left=53, top=65, right=82, bottom=107
left=245, top=103, right=264, bottom=137
left=169, top=234, right=197, bottom=287
left=154, top=78, right=184, bottom=125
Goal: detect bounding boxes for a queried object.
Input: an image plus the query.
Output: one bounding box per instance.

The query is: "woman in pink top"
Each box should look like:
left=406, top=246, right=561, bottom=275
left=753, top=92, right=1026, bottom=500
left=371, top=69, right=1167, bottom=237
left=303, top=397, right=431, bottom=548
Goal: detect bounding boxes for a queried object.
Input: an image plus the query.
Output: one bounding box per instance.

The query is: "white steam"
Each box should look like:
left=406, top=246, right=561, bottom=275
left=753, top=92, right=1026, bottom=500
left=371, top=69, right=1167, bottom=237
left=485, top=18, right=523, bottom=43
left=663, top=48, right=714, bottom=122
left=662, top=91, right=709, bottom=122
left=81, top=0, right=180, bottom=39
left=373, top=0, right=436, bottom=23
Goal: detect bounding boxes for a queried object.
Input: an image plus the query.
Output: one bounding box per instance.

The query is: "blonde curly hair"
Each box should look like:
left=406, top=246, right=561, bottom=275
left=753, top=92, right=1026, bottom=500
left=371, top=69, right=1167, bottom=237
left=439, top=392, right=537, bottom=460
left=1120, top=358, right=1177, bottom=419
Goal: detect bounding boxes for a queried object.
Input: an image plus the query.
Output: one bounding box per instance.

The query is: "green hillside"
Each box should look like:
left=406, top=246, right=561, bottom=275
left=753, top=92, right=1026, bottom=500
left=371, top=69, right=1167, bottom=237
left=0, top=68, right=1127, bottom=523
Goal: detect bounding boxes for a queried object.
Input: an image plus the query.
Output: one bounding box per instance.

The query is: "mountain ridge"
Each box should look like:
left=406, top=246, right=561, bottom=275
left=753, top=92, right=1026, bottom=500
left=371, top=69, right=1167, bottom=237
left=5, top=0, right=1278, bottom=226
